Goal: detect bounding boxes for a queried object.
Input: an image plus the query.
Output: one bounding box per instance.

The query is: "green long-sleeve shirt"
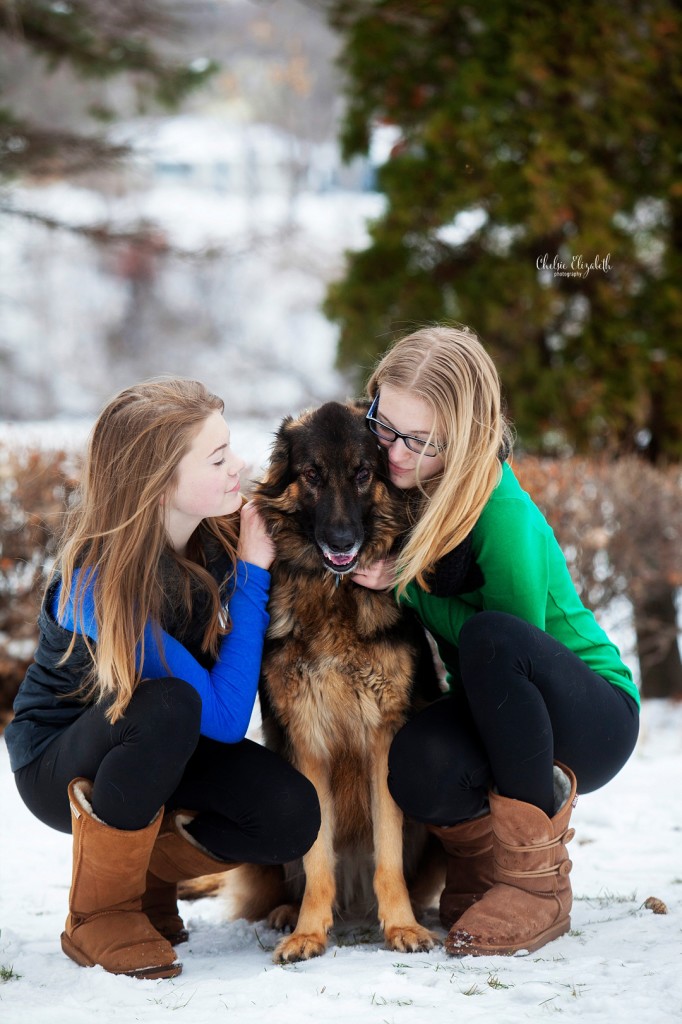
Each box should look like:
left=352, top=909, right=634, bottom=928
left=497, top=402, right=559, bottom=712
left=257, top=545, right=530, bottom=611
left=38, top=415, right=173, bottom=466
left=401, top=462, right=639, bottom=706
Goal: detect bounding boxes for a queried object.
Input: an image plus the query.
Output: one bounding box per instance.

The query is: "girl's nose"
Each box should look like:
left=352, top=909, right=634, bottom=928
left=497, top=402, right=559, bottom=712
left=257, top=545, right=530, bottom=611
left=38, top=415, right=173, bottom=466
left=229, top=452, right=246, bottom=474
left=391, top=438, right=415, bottom=463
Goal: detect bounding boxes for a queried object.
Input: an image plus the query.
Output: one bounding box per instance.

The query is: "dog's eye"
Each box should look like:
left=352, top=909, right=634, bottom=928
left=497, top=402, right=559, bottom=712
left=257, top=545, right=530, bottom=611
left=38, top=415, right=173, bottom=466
left=355, top=467, right=371, bottom=485
left=304, top=467, right=321, bottom=485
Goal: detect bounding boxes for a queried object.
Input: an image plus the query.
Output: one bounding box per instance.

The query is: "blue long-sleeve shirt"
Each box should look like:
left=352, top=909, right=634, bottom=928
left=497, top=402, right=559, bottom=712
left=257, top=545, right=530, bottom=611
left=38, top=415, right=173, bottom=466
left=51, top=560, right=270, bottom=743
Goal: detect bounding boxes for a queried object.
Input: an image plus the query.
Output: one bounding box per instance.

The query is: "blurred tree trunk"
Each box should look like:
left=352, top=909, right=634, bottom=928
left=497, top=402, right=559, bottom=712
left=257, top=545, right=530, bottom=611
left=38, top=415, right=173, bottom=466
left=635, top=588, right=682, bottom=699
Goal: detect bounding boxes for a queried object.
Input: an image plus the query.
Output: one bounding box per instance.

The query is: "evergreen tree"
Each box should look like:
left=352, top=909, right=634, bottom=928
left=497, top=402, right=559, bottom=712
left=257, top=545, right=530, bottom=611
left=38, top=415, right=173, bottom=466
left=0, top=0, right=216, bottom=181
left=324, top=0, right=682, bottom=696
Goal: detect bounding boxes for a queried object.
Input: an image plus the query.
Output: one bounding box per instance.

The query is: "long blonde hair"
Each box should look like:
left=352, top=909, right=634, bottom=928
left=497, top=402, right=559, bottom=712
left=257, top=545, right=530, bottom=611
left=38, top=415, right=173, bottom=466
left=367, top=325, right=511, bottom=596
left=55, top=378, right=239, bottom=722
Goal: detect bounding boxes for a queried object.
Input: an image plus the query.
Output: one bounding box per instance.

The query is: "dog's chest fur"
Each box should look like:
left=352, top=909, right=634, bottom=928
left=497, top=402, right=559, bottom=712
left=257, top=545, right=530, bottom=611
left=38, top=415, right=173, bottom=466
left=262, top=569, right=417, bottom=766
left=261, top=569, right=420, bottom=851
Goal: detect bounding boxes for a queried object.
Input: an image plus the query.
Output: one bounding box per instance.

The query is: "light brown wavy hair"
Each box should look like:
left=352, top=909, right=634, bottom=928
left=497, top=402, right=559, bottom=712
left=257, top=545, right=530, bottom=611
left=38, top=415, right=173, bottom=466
left=55, top=378, right=239, bottom=722
left=367, top=325, right=512, bottom=597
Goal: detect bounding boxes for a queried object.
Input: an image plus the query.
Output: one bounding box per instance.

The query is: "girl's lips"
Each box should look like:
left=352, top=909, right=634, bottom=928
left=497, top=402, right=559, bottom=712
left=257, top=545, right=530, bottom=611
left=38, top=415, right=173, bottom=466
left=227, top=480, right=241, bottom=493
left=389, top=462, right=412, bottom=475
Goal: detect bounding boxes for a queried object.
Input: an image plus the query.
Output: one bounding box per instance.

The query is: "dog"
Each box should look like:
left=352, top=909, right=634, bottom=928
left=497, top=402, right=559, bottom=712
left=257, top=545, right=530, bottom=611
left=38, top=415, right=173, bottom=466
left=226, top=400, right=445, bottom=963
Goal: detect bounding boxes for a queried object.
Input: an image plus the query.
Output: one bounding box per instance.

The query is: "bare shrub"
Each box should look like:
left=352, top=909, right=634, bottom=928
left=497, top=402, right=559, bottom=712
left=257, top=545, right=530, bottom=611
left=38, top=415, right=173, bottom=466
left=515, top=455, right=682, bottom=694
left=0, top=445, right=80, bottom=722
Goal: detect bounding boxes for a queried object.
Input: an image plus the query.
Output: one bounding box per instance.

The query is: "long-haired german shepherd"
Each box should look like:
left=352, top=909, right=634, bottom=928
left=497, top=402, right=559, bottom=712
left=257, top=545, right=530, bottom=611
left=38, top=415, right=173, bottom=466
left=226, top=400, right=444, bottom=963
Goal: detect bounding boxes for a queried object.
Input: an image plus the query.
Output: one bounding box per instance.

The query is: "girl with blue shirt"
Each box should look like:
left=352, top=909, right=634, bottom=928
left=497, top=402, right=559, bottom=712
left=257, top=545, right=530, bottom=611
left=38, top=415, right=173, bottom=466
left=5, top=379, right=320, bottom=980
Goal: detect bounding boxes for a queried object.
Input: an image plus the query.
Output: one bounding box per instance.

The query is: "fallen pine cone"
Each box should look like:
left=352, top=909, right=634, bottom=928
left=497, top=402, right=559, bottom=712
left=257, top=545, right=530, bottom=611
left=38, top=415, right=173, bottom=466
left=643, top=897, right=668, bottom=915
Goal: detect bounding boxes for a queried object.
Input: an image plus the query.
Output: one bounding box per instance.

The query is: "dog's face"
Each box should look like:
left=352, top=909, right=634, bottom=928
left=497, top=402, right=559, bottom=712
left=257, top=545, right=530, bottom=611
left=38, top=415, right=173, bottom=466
left=253, top=401, right=406, bottom=577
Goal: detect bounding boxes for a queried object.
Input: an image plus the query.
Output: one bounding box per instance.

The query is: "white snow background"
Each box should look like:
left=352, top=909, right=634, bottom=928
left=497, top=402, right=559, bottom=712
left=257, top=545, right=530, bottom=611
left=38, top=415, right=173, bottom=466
left=1, top=698, right=681, bottom=1023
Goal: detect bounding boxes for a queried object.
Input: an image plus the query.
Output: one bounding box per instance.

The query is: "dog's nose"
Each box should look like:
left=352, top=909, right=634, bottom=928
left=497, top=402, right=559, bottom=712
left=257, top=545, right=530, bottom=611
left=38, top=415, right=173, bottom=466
left=323, top=525, right=359, bottom=553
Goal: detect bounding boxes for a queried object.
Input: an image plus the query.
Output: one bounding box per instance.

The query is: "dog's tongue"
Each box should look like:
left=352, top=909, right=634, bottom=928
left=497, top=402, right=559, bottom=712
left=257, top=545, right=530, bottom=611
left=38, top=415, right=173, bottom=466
left=328, top=552, right=356, bottom=566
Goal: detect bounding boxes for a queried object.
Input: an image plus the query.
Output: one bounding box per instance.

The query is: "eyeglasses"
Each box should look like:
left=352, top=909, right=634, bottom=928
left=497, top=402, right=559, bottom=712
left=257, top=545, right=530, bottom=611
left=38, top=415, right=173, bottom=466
left=365, top=393, right=445, bottom=457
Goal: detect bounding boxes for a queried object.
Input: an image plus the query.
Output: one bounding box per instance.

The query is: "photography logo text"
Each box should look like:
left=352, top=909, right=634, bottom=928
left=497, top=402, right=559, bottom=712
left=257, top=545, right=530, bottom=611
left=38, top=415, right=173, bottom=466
left=536, top=253, right=612, bottom=279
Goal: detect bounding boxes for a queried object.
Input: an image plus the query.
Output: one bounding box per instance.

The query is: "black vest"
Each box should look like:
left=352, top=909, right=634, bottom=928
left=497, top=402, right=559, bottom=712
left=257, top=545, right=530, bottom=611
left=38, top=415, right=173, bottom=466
left=5, top=546, right=232, bottom=773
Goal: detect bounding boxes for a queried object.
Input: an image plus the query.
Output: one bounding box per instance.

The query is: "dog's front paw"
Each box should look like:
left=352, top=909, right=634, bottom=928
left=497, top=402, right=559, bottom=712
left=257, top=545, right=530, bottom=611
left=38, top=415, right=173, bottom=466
left=266, top=903, right=300, bottom=932
left=384, top=923, right=438, bottom=953
left=273, top=931, right=328, bottom=963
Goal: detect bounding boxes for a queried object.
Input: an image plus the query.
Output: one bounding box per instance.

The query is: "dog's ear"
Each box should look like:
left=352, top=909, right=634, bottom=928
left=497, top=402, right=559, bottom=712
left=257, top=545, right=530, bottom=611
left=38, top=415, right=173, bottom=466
left=255, top=415, right=299, bottom=498
left=348, top=397, right=371, bottom=416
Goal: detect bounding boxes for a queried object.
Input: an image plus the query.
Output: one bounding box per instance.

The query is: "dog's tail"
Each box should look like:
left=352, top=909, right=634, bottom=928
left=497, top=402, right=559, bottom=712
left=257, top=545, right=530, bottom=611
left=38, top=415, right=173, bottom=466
left=177, top=872, right=224, bottom=901
left=177, top=863, right=291, bottom=923
left=223, top=863, right=291, bottom=922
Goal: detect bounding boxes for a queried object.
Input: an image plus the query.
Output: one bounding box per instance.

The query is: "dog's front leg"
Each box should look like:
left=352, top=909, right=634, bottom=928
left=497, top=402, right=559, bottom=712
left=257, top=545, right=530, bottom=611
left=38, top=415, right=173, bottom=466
left=371, top=730, right=437, bottom=953
left=273, top=754, right=336, bottom=964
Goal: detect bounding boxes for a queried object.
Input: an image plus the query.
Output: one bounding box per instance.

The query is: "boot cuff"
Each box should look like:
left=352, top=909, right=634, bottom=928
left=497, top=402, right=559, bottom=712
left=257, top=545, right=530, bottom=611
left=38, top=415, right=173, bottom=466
left=70, top=778, right=161, bottom=829
left=553, top=765, right=572, bottom=814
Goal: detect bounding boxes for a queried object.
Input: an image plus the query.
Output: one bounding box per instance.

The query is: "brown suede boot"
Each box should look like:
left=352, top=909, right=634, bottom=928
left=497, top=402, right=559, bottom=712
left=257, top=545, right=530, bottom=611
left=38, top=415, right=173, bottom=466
left=60, top=778, right=181, bottom=979
left=445, top=763, right=577, bottom=957
left=142, top=810, right=239, bottom=944
left=141, top=876, right=189, bottom=947
left=428, top=814, right=494, bottom=929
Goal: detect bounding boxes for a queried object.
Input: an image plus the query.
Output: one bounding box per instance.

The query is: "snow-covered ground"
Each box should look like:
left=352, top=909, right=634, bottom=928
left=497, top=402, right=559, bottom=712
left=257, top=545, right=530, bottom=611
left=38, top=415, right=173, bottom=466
left=1, top=698, right=681, bottom=1024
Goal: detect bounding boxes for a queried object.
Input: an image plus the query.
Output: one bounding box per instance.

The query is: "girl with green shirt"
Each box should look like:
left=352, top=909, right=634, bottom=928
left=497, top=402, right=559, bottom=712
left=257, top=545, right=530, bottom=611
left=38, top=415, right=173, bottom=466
left=353, top=325, right=639, bottom=959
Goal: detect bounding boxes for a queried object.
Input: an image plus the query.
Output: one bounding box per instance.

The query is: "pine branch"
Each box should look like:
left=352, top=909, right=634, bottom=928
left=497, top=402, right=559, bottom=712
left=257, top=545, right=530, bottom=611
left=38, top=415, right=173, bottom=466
left=0, top=1, right=217, bottom=107
left=0, top=110, right=129, bottom=176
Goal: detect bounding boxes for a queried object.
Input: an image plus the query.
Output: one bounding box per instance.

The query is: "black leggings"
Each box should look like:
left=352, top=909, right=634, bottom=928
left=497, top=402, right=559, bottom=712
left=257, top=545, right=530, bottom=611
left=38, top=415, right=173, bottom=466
left=388, top=611, right=640, bottom=823
left=15, top=676, right=320, bottom=864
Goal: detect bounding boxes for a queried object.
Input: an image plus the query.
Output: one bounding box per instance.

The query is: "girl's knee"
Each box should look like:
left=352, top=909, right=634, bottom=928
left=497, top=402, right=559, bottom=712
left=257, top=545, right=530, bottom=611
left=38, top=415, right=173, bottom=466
left=260, top=772, right=321, bottom=863
left=459, top=611, right=531, bottom=676
left=288, top=774, right=321, bottom=858
left=460, top=610, right=521, bottom=648
left=388, top=704, right=492, bottom=825
left=388, top=719, right=465, bottom=822
left=126, top=677, right=202, bottom=755
left=387, top=718, right=427, bottom=810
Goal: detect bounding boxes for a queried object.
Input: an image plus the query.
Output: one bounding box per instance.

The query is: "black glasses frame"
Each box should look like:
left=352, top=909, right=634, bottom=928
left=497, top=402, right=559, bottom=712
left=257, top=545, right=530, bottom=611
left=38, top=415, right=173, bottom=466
left=365, top=393, right=445, bottom=457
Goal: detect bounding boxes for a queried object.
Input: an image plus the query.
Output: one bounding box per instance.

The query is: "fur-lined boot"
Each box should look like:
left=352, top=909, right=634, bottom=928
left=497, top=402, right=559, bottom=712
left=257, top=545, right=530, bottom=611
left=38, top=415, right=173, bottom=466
left=61, top=778, right=181, bottom=979
left=428, top=813, right=494, bottom=929
left=445, top=763, right=577, bottom=956
left=142, top=810, right=238, bottom=944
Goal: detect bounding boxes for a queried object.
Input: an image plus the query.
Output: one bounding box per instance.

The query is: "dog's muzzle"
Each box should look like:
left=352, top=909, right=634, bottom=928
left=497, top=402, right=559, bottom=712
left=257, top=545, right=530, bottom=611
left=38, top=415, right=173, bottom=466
left=319, top=543, right=361, bottom=575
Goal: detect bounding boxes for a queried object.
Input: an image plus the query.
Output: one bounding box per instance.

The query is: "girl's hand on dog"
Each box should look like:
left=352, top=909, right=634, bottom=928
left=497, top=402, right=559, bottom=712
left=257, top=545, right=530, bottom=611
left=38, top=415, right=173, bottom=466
left=351, top=557, right=396, bottom=591
left=238, top=501, right=276, bottom=570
